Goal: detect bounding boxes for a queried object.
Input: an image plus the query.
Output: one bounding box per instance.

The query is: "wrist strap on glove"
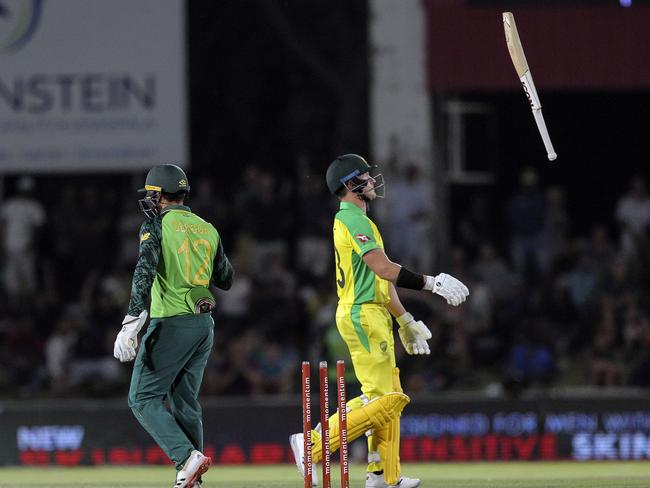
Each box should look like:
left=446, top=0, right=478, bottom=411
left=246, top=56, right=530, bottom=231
left=396, top=312, right=414, bottom=327
left=121, top=310, right=147, bottom=334
left=423, top=275, right=437, bottom=291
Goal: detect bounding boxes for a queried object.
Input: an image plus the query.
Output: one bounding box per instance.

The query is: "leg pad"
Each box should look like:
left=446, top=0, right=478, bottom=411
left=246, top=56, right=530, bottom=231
left=312, top=392, right=409, bottom=463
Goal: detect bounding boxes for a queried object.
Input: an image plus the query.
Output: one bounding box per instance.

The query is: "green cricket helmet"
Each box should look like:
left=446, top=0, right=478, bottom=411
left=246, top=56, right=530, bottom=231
left=325, top=154, right=384, bottom=198
left=138, top=164, right=190, bottom=218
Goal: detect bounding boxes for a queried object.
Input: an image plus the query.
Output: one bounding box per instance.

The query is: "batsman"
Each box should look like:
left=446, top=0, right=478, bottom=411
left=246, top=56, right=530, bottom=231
left=113, top=164, right=233, bottom=488
left=291, top=154, right=469, bottom=488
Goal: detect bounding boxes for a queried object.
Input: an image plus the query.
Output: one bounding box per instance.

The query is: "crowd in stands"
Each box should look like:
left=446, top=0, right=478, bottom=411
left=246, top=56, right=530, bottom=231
left=0, top=166, right=649, bottom=399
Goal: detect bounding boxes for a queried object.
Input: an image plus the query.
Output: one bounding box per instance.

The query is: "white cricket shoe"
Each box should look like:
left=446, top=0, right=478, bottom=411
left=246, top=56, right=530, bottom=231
left=289, top=433, right=318, bottom=486
left=366, top=472, right=421, bottom=488
left=173, top=450, right=211, bottom=488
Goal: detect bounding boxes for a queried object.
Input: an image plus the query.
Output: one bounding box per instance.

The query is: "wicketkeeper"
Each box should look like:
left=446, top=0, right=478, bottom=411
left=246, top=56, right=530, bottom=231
left=291, top=154, right=469, bottom=488
left=114, top=164, right=233, bottom=488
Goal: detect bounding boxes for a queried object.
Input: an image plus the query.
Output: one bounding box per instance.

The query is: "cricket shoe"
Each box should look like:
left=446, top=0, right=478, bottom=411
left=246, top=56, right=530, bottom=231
left=289, top=433, right=318, bottom=486
left=173, top=450, right=211, bottom=488
left=366, top=472, right=421, bottom=488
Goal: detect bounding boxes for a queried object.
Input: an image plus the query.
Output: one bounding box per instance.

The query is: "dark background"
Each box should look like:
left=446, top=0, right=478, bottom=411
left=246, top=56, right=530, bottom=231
left=1, top=0, right=649, bottom=401
left=186, top=1, right=649, bottom=245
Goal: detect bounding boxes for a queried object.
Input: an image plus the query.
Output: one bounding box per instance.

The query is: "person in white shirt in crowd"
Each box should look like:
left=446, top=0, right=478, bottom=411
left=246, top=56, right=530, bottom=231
left=0, top=176, right=46, bottom=298
left=615, top=175, right=650, bottom=257
left=385, top=164, right=432, bottom=270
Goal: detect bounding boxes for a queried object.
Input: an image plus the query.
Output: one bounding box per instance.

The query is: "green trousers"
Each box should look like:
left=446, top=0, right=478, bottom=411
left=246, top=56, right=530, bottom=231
left=128, top=313, right=214, bottom=470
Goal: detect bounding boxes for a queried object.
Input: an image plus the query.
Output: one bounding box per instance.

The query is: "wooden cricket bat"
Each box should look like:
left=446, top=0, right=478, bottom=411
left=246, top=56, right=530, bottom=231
left=503, top=12, right=557, bottom=161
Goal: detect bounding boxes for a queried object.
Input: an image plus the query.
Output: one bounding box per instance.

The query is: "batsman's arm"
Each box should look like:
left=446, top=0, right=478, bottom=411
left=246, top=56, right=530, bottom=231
left=387, top=282, right=433, bottom=356
left=363, top=249, right=469, bottom=305
left=127, top=219, right=161, bottom=316
left=363, top=249, right=427, bottom=290
left=385, top=283, right=407, bottom=318
left=362, top=249, right=402, bottom=282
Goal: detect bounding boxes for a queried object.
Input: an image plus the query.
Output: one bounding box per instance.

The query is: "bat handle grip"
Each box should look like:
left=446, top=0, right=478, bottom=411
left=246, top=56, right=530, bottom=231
left=532, top=109, right=557, bottom=161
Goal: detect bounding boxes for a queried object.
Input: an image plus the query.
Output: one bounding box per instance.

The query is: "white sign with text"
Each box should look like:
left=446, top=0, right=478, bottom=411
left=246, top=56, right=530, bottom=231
left=0, top=0, right=187, bottom=173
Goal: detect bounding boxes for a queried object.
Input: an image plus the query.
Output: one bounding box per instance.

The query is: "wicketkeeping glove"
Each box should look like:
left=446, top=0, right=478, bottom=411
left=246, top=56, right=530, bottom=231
left=113, top=310, right=148, bottom=363
left=396, top=312, right=432, bottom=355
left=425, top=273, right=470, bottom=306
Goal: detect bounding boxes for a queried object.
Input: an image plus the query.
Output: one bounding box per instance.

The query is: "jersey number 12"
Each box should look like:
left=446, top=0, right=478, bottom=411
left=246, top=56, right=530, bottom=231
left=177, top=238, right=212, bottom=286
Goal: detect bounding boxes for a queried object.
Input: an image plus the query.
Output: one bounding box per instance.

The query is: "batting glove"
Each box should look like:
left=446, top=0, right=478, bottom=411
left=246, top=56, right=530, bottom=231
left=113, top=310, right=148, bottom=363
left=425, top=273, right=469, bottom=306
left=396, top=312, right=432, bottom=355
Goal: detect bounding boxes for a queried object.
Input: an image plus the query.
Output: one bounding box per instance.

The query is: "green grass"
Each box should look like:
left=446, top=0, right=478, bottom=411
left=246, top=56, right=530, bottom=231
left=1, top=462, right=649, bottom=487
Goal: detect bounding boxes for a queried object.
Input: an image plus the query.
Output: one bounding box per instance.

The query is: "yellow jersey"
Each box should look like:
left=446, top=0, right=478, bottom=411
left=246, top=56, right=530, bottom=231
left=332, top=202, right=390, bottom=306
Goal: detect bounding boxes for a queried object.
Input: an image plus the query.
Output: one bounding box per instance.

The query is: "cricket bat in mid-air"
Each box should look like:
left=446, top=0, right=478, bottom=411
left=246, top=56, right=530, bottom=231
left=502, top=12, right=557, bottom=161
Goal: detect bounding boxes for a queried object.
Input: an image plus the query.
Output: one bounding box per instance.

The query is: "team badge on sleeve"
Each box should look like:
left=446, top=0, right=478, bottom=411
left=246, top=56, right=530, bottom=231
left=355, top=234, right=370, bottom=243
left=140, top=232, right=150, bottom=242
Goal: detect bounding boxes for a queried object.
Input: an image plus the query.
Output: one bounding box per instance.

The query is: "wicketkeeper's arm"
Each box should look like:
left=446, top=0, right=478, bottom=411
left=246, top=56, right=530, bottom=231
left=127, top=219, right=161, bottom=316
left=211, top=239, right=234, bottom=290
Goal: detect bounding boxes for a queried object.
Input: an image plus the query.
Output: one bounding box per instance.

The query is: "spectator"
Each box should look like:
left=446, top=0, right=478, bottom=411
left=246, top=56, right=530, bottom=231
left=471, top=242, right=517, bottom=302
left=1, top=163, right=649, bottom=397
left=457, top=193, right=494, bottom=258
left=0, top=176, right=46, bottom=299
left=191, top=178, right=230, bottom=236
left=251, top=338, right=298, bottom=394
left=236, top=169, right=292, bottom=272
left=75, top=184, right=114, bottom=272
left=584, top=224, right=617, bottom=277
left=565, top=254, right=599, bottom=320
left=44, top=308, right=81, bottom=393
left=250, top=252, right=299, bottom=337
left=615, top=175, right=650, bottom=257
left=48, top=185, right=79, bottom=268
left=504, top=318, right=556, bottom=394
left=538, top=186, right=570, bottom=273
left=626, top=307, right=650, bottom=387
left=68, top=273, right=123, bottom=393
left=214, top=254, right=253, bottom=322
left=0, top=316, right=44, bottom=395
left=506, top=168, right=545, bottom=283
left=598, top=257, right=636, bottom=337
left=296, top=170, right=334, bottom=277
left=588, top=327, right=625, bottom=387
left=385, top=164, right=432, bottom=270
left=203, top=330, right=261, bottom=396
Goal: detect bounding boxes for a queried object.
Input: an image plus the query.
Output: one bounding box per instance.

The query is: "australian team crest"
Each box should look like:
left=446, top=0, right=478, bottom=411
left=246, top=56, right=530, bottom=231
left=355, top=234, right=370, bottom=243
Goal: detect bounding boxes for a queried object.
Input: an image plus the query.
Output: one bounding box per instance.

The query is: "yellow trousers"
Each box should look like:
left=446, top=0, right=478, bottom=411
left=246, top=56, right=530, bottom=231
left=336, top=303, right=402, bottom=481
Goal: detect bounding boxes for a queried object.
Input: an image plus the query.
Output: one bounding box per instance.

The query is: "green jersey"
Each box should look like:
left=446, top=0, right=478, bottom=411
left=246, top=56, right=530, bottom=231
left=128, top=204, right=233, bottom=318
left=333, top=202, right=389, bottom=306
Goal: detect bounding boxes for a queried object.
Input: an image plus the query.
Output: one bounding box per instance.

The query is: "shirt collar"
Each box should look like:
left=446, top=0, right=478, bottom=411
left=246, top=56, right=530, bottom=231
left=161, top=204, right=191, bottom=215
left=339, top=201, right=364, bottom=214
